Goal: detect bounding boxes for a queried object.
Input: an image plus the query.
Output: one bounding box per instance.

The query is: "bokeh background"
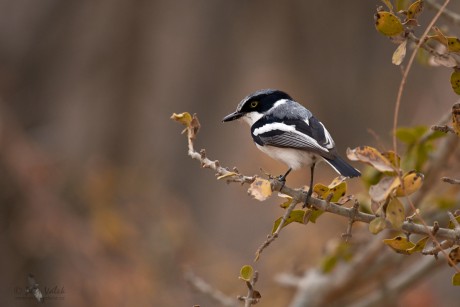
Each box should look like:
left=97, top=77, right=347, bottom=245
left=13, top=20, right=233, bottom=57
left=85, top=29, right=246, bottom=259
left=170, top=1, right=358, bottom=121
left=1, top=1, right=460, bottom=306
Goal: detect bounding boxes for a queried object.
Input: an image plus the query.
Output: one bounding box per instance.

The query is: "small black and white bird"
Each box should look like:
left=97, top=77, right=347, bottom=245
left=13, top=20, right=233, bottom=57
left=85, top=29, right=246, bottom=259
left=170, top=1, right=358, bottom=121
left=223, top=89, right=360, bottom=203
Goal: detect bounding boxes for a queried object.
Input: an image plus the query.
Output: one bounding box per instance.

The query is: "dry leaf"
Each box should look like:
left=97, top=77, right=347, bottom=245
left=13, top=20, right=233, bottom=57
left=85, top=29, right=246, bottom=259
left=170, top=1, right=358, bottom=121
left=248, top=178, right=272, bottom=201
left=392, top=40, right=407, bottom=65
left=369, top=176, right=401, bottom=203
left=347, top=146, right=395, bottom=173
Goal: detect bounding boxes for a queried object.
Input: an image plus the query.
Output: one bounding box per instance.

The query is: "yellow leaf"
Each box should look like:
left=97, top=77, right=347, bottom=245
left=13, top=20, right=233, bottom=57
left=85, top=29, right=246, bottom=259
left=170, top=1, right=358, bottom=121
left=271, top=210, right=306, bottom=233
left=305, top=208, right=324, bottom=223
left=452, top=273, right=460, bottom=286
left=369, top=216, right=386, bottom=234
left=216, top=172, right=238, bottom=180
left=452, top=70, right=460, bottom=95
left=347, top=146, right=395, bottom=173
left=248, top=178, right=272, bottom=201
left=452, top=103, right=460, bottom=135
left=374, top=11, right=404, bottom=37
left=406, top=0, right=424, bottom=20
left=406, top=236, right=429, bottom=254
left=313, top=178, right=347, bottom=203
left=447, top=37, right=460, bottom=52
left=170, top=112, right=192, bottom=126
left=392, top=40, right=407, bottom=65
left=386, top=198, right=405, bottom=229
left=382, top=151, right=401, bottom=168
left=395, top=171, right=424, bottom=197
left=240, top=265, right=254, bottom=281
left=369, top=176, right=401, bottom=203
left=383, top=236, right=415, bottom=254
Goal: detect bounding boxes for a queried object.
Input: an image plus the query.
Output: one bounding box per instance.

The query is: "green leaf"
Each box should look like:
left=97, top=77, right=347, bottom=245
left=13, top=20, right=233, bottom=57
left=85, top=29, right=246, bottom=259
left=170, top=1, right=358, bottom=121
left=307, top=208, right=324, bottom=223
left=395, top=126, right=427, bottom=145
left=240, top=265, right=254, bottom=281
left=271, top=210, right=306, bottom=233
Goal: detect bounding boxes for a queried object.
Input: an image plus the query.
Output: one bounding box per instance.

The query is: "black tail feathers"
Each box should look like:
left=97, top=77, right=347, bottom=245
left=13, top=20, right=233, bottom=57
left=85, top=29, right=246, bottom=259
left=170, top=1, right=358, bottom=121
left=325, top=155, right=361, bottom=178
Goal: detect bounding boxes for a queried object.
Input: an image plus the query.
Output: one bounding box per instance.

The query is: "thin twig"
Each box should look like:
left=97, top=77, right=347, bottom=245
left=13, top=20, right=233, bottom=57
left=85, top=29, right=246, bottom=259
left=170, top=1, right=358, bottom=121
left=392, top=0, right=451, bottom=159
left=254, top=196, right=300, bottom=261
left=184, top=270, right=239, bottom=307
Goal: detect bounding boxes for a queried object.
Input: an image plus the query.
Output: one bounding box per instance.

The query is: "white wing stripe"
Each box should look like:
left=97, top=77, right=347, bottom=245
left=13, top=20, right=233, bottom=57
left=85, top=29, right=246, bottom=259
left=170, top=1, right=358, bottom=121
left=253, top=122, right=329, bottom=152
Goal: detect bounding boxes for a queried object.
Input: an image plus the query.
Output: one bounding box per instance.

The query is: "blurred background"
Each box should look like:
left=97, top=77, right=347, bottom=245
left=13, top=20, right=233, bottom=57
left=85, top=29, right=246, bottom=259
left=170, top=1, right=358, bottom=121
left=1, top=0, right=460, bottom=306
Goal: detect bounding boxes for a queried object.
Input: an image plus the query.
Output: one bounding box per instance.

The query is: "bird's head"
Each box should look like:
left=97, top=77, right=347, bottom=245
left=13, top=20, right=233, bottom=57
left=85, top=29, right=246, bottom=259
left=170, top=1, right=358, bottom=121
left=222, top=89, right=292, bottom=125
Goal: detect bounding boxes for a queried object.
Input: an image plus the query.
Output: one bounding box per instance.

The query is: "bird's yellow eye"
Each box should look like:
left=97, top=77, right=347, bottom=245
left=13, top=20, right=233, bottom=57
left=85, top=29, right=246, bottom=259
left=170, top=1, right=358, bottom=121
left=250, top=101, right=259, bottom=108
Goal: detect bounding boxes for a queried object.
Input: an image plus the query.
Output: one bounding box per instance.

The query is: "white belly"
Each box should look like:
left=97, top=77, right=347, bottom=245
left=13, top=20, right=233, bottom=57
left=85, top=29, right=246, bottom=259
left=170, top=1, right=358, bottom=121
left=255, top=144, right=318, bottom=170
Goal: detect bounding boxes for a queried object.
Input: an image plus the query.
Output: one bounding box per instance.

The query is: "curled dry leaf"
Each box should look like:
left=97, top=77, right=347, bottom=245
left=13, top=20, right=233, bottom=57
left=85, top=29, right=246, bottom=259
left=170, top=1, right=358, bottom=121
left=171, top=112, right=192, bottom=126
left=216, top=172, right=238, bottom=180
left=347, top=146, right=395, bottom=173
left=171, top=111, right=201, bottom=139
left=392, top=39, right=407, bottom=65
left=248, top=178, right=272, bottom=201
left=369, top=176, right=401, bottom=203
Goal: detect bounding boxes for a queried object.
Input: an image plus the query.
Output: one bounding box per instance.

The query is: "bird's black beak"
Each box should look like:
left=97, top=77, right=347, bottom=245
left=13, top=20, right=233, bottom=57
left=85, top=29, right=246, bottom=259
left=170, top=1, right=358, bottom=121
left=222, top=111, right=244, bottom=122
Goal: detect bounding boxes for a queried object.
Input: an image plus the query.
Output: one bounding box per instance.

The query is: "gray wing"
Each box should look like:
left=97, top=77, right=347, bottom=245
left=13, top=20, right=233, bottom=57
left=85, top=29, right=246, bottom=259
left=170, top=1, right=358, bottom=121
left=251, top=116, right=336, bottom=158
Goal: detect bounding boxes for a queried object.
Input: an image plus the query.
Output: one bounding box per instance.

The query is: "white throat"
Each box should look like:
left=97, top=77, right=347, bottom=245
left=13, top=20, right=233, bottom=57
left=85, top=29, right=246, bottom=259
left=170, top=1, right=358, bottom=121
left=242, top=112, right=264, bottom=126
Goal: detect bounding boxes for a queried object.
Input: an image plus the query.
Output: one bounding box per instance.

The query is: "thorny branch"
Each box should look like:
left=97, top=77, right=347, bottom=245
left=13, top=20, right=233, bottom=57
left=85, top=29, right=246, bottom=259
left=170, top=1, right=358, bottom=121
left=176, top=114, right=460, bottom=244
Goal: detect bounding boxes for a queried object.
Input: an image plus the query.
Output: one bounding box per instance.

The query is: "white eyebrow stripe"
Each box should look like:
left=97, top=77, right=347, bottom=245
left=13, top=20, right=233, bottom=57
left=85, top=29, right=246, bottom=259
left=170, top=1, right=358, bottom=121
left=253, top=122, right=329, bottom=152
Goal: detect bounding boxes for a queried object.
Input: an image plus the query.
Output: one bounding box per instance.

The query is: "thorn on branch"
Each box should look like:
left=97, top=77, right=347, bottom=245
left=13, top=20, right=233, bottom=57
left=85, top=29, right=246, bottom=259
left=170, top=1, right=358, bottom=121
left=432, top=221, right=440, bottom=236
left=342, top=200, right=359, bottom=242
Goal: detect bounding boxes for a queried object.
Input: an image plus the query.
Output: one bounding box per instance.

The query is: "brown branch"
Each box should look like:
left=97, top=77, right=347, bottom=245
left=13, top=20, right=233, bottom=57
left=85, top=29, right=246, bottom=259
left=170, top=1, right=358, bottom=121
left=254, top=196, right=300, bottom=261
left=174, top=114, right=460, bottom=245
left=392, top=0, right=451, bottom=159
left=237, top=271, right=261, bottom=307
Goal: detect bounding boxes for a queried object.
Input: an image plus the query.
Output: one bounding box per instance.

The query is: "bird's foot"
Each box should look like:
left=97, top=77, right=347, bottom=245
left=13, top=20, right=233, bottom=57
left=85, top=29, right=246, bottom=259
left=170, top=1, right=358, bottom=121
left=302, top=188, right=313, bottom=208
left=277, top=168, right=292, bottom=191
